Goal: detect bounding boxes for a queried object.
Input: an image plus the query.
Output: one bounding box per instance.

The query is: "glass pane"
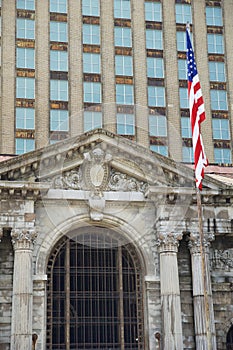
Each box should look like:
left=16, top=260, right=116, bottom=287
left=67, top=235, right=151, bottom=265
left=82, top=0, right=100, bottom=16
left=16, top=108, right=35, bottom=129
left=50, top=0, right=67, bottom=13
left=114, top=0, right=131, bottom=19
left=145, top=2, right=161, bottom=22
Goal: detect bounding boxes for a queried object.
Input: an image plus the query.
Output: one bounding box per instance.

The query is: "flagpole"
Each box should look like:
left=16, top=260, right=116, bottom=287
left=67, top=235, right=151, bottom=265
left=196, top=188, right=212, bottom=349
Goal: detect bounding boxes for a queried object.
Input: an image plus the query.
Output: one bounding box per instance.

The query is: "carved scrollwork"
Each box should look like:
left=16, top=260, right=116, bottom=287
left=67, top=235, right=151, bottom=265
left=108, top=171, right=148, bottom=193
left=210, top=249, right=233, bottom=271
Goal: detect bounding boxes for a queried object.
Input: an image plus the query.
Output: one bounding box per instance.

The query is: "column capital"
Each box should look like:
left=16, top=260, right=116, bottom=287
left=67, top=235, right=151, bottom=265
left=11, top=228, right=37, bottom=250
left=157, top=232, right=183, bottom=253
left=188, top=231, right=215, bottom=254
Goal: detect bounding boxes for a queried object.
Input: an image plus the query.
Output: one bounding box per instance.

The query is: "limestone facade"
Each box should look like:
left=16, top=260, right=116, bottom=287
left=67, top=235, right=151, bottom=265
left=0, top=130, right=233, bottom=350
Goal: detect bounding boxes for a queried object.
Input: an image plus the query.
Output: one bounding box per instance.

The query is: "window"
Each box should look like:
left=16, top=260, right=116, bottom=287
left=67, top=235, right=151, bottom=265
left=148, top=86, right=165, bottom=107
left=208, top=61, right=225, bottom=82
left=114, top=27, right=132, bottom=47
left=177, top=31, right=192, bottom=52
left=206, top=6, right=223, bottom=26
left=50, top=110, right=69, bottom=131
left=50, top=50, right=68, bottom=71
left=84, top=82, right=102, bottom=103
left=181, top=117, right=192, bottom=138
left=82, top=0, right=100, bottom=16
left=16, top=48, right=35, bottom=69
left=17, top=19, right=35, bottom=39
left=150, top=145, right=168, bottom=157
left=117, top=113, right=135, bottom=135
left=50, top=0, right=67, bottom=13
left=179, top=88, right=188, bottom=109
left=16, top=77, right=35, bottom=99
left=116, top=84, right=134, bottom=105
left=207, top=34, right=224, bottom=54
left=15, top=138, right=35, bottom=155
left=16, top=108, right=35, bottom=129
left=115, top=55, right=133, bottom=76
left=17, top=0, right=35, bottom=10
left=210, top=90, right=228, bottom=110
left=50, top=80, right=68, bottom=101
left=146, top=29, right=163, bottom=50
left=149, top=115, right=167, bottom=136
left=214, top=148, right=232, bottom=164
left=50, top=22, right=68, bottom=42
left=175, top=4, right=192, bottom=24
left=182, top=146, right=194, bottom=163
left=212, top=118, right=230, bottom=139
left=114, top=0, right=131, bottom=19
left=144, top=2, right=161, bottom=22
left=83, top=53, right=101, bottom=74
left=178, top=59, right=187, bottom=80
left=147, top=57, right=164, bottom=78
left=84, top=111, right=102, bottom=131
left=83, top=24, right=100, bottom=45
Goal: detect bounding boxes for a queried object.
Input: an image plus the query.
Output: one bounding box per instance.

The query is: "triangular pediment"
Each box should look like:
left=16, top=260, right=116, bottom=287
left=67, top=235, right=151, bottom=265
left=0, top=129, right=228, bottom=192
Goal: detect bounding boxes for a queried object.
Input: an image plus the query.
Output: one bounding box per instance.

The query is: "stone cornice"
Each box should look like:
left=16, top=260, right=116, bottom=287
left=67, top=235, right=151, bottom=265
left=0, top=181, right=49, bottom=199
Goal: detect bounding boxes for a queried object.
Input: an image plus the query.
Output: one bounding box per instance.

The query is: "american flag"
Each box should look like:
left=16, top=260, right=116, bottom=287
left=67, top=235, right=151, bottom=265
left=186, top=27, right=208, bottom=190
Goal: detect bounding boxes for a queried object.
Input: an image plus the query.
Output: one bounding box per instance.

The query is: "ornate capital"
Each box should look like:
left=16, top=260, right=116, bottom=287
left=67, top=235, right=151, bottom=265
left=156, top=232, right=183, bottom=253
left=11, top=228, right=37, bottom=250
left=188, top=231, right=215, bottom=254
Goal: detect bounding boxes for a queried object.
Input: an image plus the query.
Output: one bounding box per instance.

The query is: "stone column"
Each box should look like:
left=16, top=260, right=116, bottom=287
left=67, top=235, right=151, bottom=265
left=188, top=232, right=216, bottom=350
left=10, top=229, right=37, bottom=350
left=157, top=232, right=183, bottom=350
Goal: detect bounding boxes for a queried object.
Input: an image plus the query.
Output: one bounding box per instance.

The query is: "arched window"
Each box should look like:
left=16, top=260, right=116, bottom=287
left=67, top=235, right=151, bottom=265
left=227, top=325, right=233, bottom=349
left=46, top=228, right=145, bottom=349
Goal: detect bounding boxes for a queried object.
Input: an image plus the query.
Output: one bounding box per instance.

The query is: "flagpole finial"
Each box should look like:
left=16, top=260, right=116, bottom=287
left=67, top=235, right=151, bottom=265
left=186, top=22, right=190, bottom=30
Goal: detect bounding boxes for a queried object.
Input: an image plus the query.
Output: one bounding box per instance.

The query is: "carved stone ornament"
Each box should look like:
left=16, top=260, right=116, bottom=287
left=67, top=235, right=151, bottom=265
left=88, top=192, right=106, bottom=221
left=210, top=249, right=233, bottom=271
left=11, top=228, right=37, bottom=249
left=188, top=232, right=215, bottom=254
left=156, top=232, right=183, bottom=253
left=108, top=171, right=148, bottom=193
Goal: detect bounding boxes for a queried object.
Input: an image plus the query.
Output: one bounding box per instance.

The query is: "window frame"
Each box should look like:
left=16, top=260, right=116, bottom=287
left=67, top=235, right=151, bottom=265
left=207, top=33, right=224, bottom=54
left=16, top=47, right=35, bottom=69
left=50, top=79, right=69, bottom=101
left=144, top=1, right=162, bottom=22
left=50, top=21, right=68, bottom=42
left=206, top=6, right=223, bottom=26
left=83, top=24, right=100, bottom=45
left=17, top=18, right=35, bottom=39
left=149, top=114, right=167, bottom=137
left=148, top=86, right=165, bottom=107
left=16, top=107, right=35, bottom=130
left=212, top=118, right=230, bottom=140
left=116, top=113, right=135, bottom=135
left=115, top=55, right=133, bottom=76
left=147, top=57, right=164, bottom=78
left=50, top=109, right=69, bottom=131
left=83, top=82, right=102, bottom=103
left=175, top=3, right=192, bottom=24
left=50, top=50, right=68, bottom=71
left=114, top=27, right=132, bottom=47
left=114, top=0, right=131, bottom=19
left=83, top=52, right=101, bottom=74
left=15, top=138, right=35, bottom=155
left=116, top=84, right=134, bottom=105
left=210, top=89, right=228, bottom=110
left=16, top=77, right=35, bottom=99
left=146, top=29, right=163, bottom=50
left=50, top=0, right=67, bottom=13
left=84, top=111, right=102, bottom=132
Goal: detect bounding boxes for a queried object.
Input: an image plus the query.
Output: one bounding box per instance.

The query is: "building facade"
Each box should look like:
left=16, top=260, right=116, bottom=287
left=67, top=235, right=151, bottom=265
left=0, top=129, right=233, bottom=350
left=0, top=0, right=232, bottom=165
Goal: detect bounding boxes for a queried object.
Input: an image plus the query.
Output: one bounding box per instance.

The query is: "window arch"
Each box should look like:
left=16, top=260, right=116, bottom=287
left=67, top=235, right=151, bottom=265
left=46, top=228, right=145, bottom=349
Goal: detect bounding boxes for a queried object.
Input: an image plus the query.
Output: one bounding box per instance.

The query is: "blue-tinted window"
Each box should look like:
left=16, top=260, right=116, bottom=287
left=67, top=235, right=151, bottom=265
left=50, top=50, right=68, bottom=71
left=179, top=88, right=188, bottom=109
left=146, top=29, right=163, bottom=50
left=147, top=57, right=164, bottom=78
left=182, top=146, right=194, bottom=163
left=150, top=145, right=168, bottom=157
left=83, top=53, right=101, bottom=74
left=149, top=115, right=167, bottom=136
left=207, top=34, right=224, bottom=54
left=181, top=117, right=191, bottom=138
left=84, top=82, right=102, bottom=103
left=50, top=0, right=67, bottom=13
left=206, top=6, right=223, bottom=26
left=16, top=48, right=35, bottom=69
left=82, top=0, right=100, bottom=16
left=115, top=55, right=133, bottom=76
left=84, top=111, right=102, bottom=131
left=50, top=110, right=69, bottom=131
left=50, top=80, right=68, bottom=101
left=16, top=108, right=35, bottom=129
left=208, top=61, right=225, bottom=82
left=16, top=77, right=35, bottom=99
left=83, top=24, right=100, bottom=45
left=148, top=86, right=165, bottom=107
left=178, top=59, right=187, bottom=80
left=16, top=138, right=35, bottom=155
left=214, top=148, right=231, bottom=164
left=212, top=118, right=230, bottom=139
left=114, top=0, right=131, bottom=19
left=210, top=90, right=228, bottom=110
left=50, top=22, right=68, bottom=42
left=17, top=0, right=35, bottom=10
left=116, top=84, right=134, bottom=105
left=177, top=31, right=191, bottom=52
left=144, top=2, right=161, bottom=22
left=17, top=18, right=35, bottom=39
left=117, top=113, right=135, bottom=135
left=175, top=4, right=192, bottom=24
left=114, top=27, right=132, bottom=47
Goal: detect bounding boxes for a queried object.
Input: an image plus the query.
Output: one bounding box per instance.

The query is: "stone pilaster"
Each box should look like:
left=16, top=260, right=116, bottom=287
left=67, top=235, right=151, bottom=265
left=157, top=232, right=183, bottom=350
left=188, top=232, right=216, bottom=350
left=10, top=228, right=37, bottom=350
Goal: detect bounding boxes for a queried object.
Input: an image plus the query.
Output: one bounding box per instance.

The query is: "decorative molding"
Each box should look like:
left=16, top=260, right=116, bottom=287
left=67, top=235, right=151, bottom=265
left=156, top=232, right=183, bottom=253
left=188, top=232, right=215, bottom=254
left=210, top=249, right=233, bottom=271
left=11, top=228, right=37, bottom=249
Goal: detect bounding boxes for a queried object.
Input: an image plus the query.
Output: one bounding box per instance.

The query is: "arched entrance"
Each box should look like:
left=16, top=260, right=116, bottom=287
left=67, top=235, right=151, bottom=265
left=227, top=325, right=233, bottom=349
left=46, top=227, right=145, bottom=349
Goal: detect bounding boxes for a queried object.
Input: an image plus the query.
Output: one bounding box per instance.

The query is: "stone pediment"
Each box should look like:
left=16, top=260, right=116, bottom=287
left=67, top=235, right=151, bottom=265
left=0, top=129, right=228, bottom=192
